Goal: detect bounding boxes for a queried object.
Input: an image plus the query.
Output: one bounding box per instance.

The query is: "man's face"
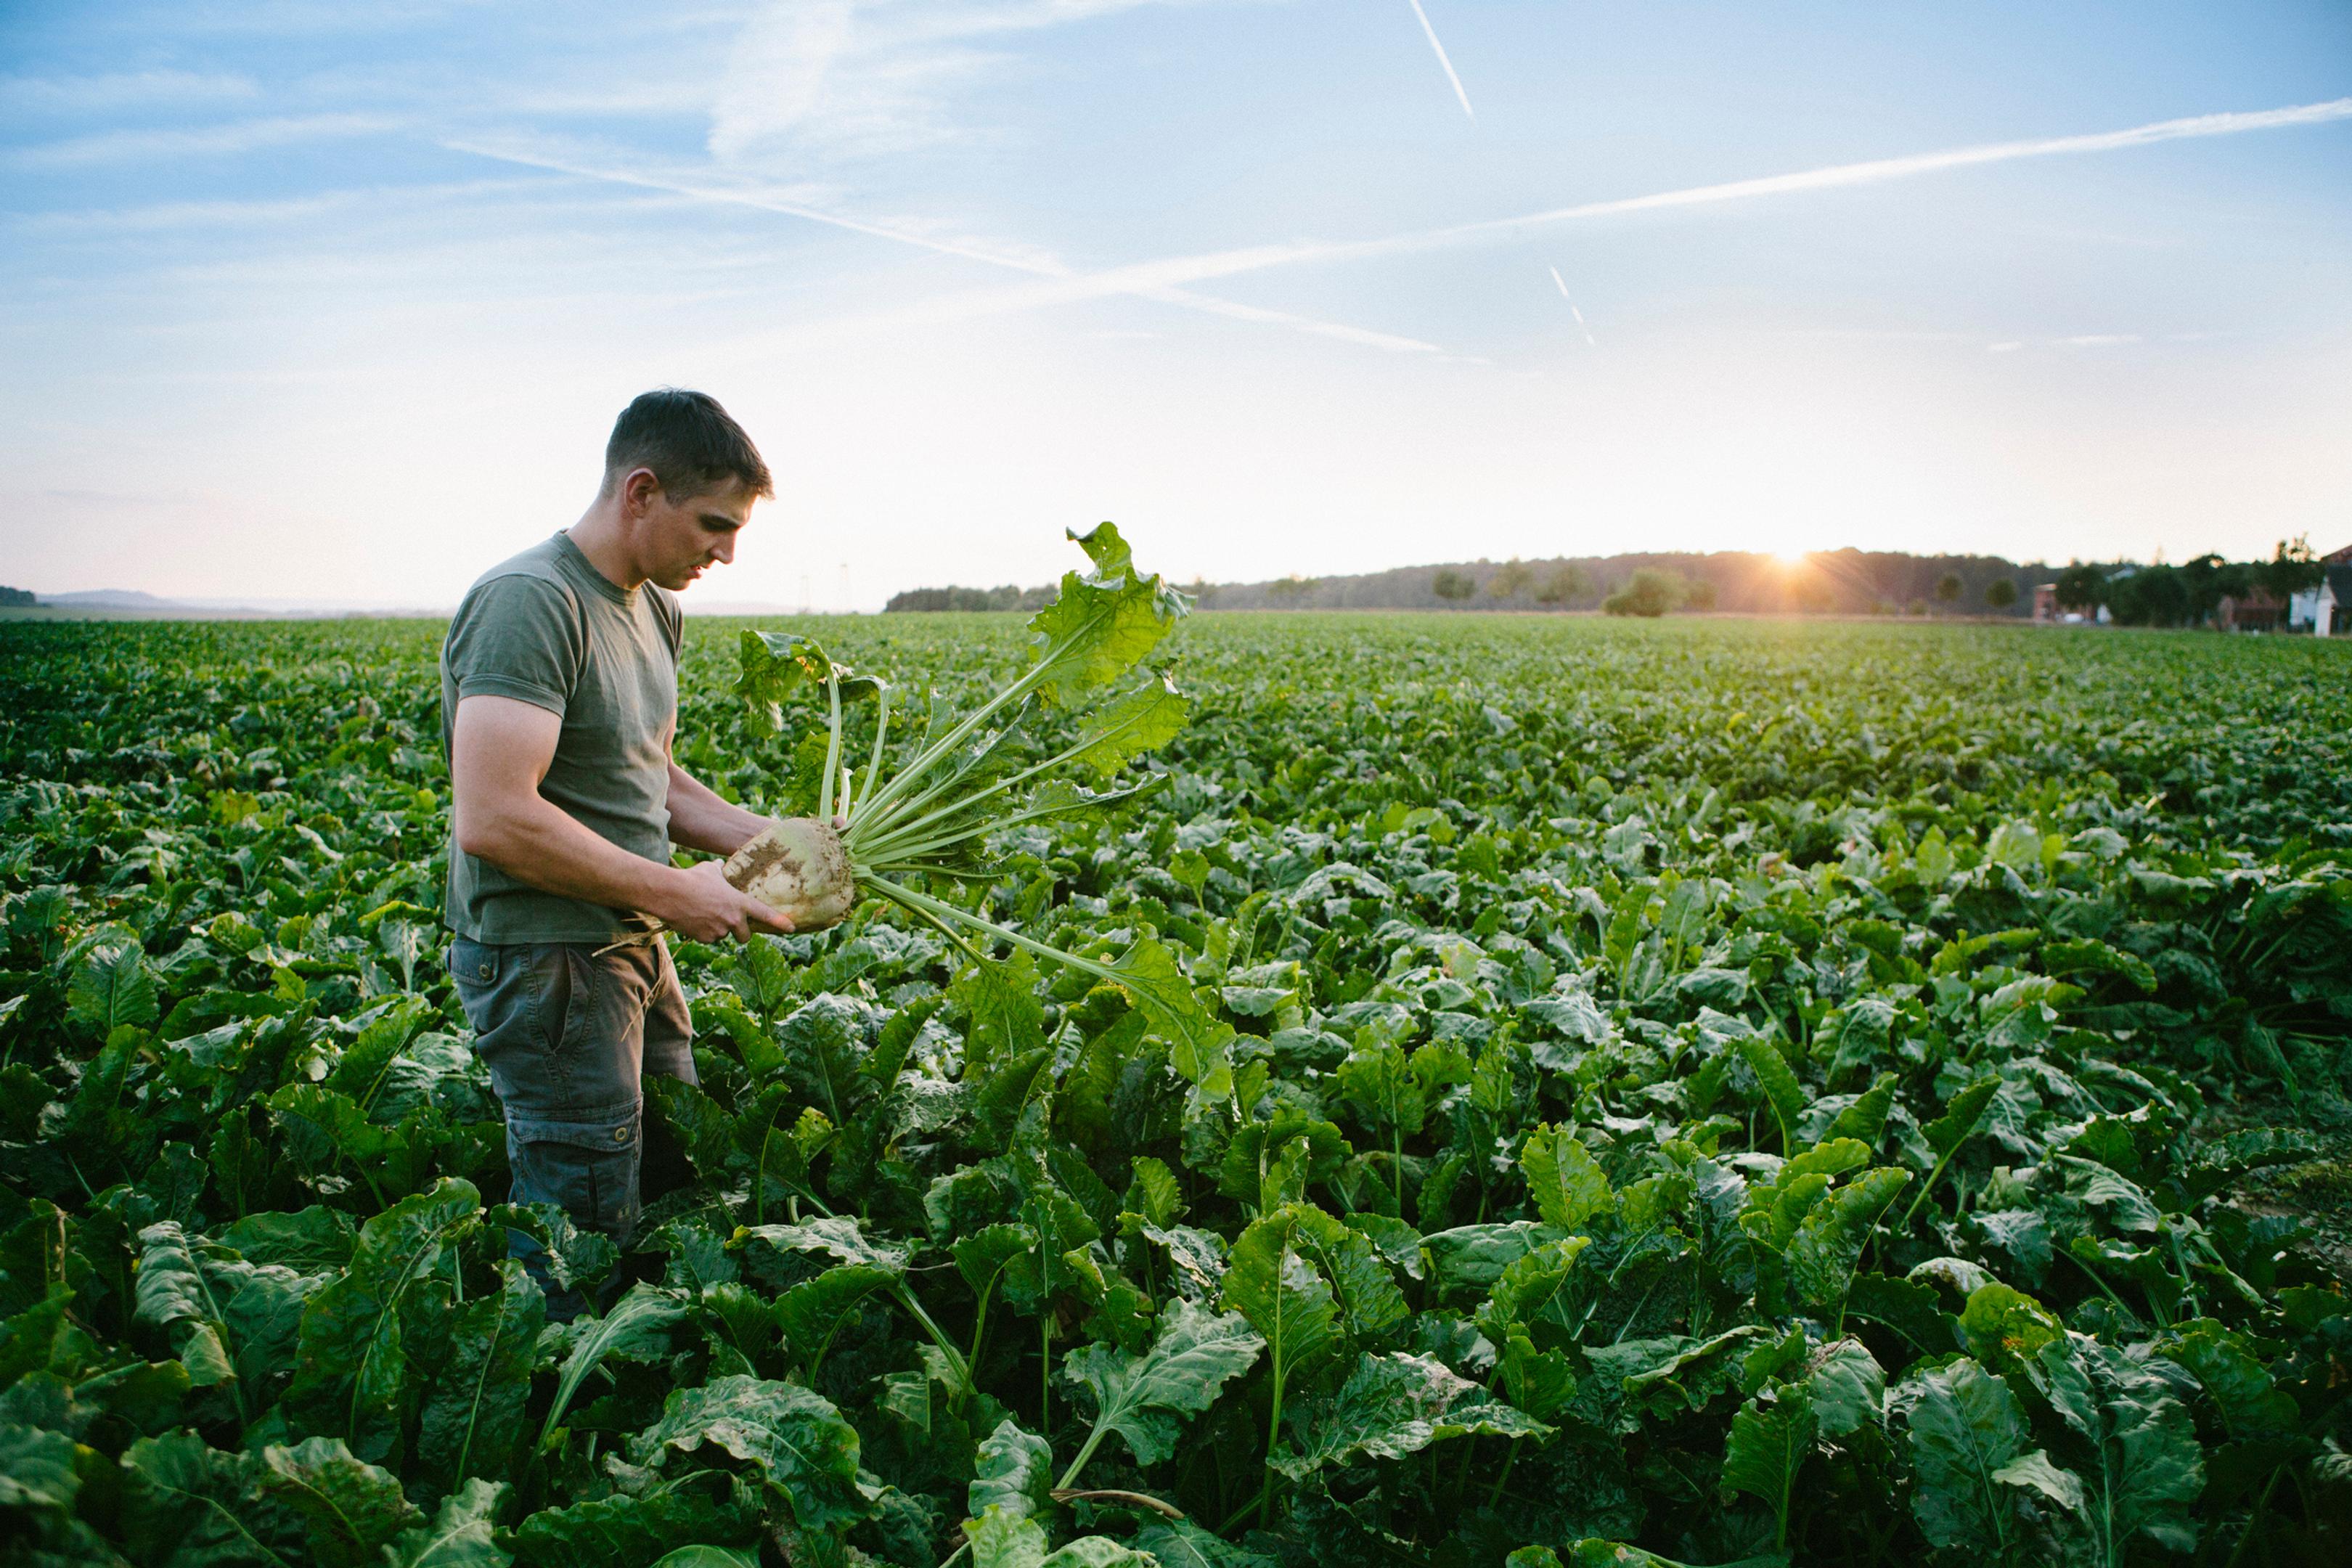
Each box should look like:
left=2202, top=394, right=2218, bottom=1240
left=626, top=471, right=759, bottom=592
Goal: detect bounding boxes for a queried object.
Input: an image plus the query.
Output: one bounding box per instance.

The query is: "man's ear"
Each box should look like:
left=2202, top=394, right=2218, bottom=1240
left=621, top=467, right=662, bottom=516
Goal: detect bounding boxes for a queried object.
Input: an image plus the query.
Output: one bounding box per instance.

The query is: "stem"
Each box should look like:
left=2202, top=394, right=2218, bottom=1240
left=1057, top=1424, right=1111, bottom=1492
left=859, top=861, right=1000, bottom=883
left=857, top=695, right=1161, bottom=860
left=1484, top=1440, right=1520, bottom=1508
left=2165, top=1223, right=2200, bottom=1323
left=847, top=657, right=1055, bottom=828
left=1257, top=1365, right=1285, bottom=1527
left=894, top=896, right=994, bottom=969
left=845, top=685, right=891, bottom=824
left=1776, top=1442, right=1794, bottom=1552
left=754, top=1127, right=771, bottom=1227
left=817, top=668, right=844, bottom=821
left=855, top=579, right=1150, bottom=832
left=1838, top=1183, right=1911, bottom=1336
left=1898, top=1143, right=1964, bottom=1231
left=2224, top=1468, right=2280, bottom=1568
left=857, top=722, right=1056, bottom=857
left=2058, top=1245, right=2133, bottom=1314
left=857, top=783, right=1142, bottom=868
left=848, top=728, right=1009, bottom=855
left=963, top=1267, right=1008, bottom=1417
left=863, top=874, right=1124, bottom=992
left=890, top=1283, right=973, bottom=1397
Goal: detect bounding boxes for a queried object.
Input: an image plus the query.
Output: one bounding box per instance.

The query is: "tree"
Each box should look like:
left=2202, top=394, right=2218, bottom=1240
left=2104, top=565, right=2191, bottom=627
left=1934, top=572, right=1962, bottom=608
left=1487, top=558, right=1535, bottom=600
left=1683, top=577, right=1718, bottom=611
left=2179, top=553, right=2227, bottom=624
left=1984, top=577, right=2017, bottom=611
left=2260, top=535, right=2324, bottom=600
left=1432, top=570, right=1475, bottom=603
left=2054, top=563, right=2104, bottom=612
left=1267, top=576, right=1317, bottom=603
left=1602, top=569, right=1683, bottom=618
left=1532, top=563, right=1587, bottom=608
left=885, top=583, right=1050, bottom=612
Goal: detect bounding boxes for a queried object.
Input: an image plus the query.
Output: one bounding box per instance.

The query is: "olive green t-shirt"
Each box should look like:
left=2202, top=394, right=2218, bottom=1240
left=439, top=532, right=683, bottom=944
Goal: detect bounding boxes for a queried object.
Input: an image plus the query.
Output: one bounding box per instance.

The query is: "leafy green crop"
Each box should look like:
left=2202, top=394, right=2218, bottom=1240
left=1, top=607, right=2348, bottom=1567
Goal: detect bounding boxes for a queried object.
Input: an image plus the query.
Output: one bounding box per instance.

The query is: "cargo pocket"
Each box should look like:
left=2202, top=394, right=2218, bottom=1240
left=505, top=1111, right=642, bottom=1242
left=446, top=937, right=502, bottom=1033
left=523, top=944, right=594, bottom=1060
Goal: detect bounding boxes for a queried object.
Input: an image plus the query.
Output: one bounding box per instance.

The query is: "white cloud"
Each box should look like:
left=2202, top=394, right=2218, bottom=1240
left=706, top=0, right=1228, bottom=164
left=2058, top=333, right=2141, bottom=348
left=7, top=113, right=401, bottom=168
left=0, top=70, right=258, bottom=112
left=5, top=177, right=563, bottom=235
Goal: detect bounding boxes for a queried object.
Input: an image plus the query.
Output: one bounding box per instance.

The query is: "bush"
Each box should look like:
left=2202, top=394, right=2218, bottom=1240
left=1602, top=568, right=1683, bottom=618
left=885, top=584, right=1054, bottom=613
left=1532, top=563, right=1587, bottom=608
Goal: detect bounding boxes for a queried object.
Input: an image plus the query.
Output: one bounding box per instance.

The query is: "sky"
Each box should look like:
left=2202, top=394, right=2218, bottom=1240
left=2, top=0, right=2349, bottom=611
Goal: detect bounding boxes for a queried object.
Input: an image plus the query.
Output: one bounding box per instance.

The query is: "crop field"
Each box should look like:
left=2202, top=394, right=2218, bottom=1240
left=1, top=609, right=2349, bottom=1568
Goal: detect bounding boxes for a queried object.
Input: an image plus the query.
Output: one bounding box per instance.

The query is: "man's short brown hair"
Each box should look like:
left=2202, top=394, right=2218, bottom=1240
left=602, top=388, right=773, bottom=502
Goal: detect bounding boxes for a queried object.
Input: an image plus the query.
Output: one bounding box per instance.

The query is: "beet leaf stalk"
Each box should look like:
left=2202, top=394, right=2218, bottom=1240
left=729, top=524, right=1236, bottom=1100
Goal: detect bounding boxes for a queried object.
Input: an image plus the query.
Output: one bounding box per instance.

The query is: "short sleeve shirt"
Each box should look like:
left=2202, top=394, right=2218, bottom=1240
left=439, top=532, right=683, bottom=944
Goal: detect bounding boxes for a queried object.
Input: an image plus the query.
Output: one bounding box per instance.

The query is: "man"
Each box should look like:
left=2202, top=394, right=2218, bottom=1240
left=440, top=388, right=808, bottom=1310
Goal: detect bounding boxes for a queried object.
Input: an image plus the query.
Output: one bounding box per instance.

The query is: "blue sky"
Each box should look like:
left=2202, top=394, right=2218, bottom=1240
left=3, top=1, right=2348, bottom=609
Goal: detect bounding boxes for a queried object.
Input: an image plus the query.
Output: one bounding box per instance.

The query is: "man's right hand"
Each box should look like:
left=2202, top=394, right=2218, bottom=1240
left=656, top=859, right=794, bottom=942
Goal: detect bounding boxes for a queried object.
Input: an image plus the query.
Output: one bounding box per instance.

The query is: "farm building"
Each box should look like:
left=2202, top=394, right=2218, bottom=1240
left=2218, top=584, right=2285, bottom=631
left=2287, top=550, right=2351, bottom=637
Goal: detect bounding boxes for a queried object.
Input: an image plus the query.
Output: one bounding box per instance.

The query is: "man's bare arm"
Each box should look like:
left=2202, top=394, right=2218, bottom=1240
left=450, top=695, right=790, bottom=941
left=665, top=761, right=772, bottom=856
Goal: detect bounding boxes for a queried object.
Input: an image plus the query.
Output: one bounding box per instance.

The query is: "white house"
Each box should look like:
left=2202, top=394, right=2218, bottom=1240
left=2290, top=573, right=2341, bottom=637
left=2288, top=547, right=2352, bottom=637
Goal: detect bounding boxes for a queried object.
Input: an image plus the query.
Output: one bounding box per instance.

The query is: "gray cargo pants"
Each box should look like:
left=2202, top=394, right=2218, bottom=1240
left=447, top=935, right=698, bottom=1283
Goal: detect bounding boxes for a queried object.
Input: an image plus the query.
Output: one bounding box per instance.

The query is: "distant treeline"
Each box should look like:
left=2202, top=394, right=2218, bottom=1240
left=883, top=542, right=2334, bottom=620
left=1199, top=550, right=2051, bottom=616
left=2049, top=545, right=2332, bottom=626
left=883, top=552, right=2043, bottom=617
left=882, top=583, right=1058, bottom=613
left=0, top=586, right=36, bottom=607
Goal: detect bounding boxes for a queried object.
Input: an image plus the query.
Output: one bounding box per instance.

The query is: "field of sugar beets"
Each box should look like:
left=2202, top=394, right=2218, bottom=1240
left=1, top=603, right=2350, bottom=1568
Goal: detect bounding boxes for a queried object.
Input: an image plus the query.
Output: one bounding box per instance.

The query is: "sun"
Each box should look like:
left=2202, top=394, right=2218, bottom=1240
left=1772, top=547, right=1810, bottom=567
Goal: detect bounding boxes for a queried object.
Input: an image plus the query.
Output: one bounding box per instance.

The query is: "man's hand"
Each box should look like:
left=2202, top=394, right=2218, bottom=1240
left=653, top=860, right=794, bottom=942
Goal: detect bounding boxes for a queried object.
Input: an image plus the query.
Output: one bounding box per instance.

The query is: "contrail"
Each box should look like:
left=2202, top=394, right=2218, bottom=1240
left=1548, top=265, right=1597, bottom=346
left=452, top=96, right=2351, bottom=353
left=1406, top=0, right=1474, bottom=120
left=442, top=137, right=1443, bottom=354
left=868, top=96, right=2352, bottom=320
